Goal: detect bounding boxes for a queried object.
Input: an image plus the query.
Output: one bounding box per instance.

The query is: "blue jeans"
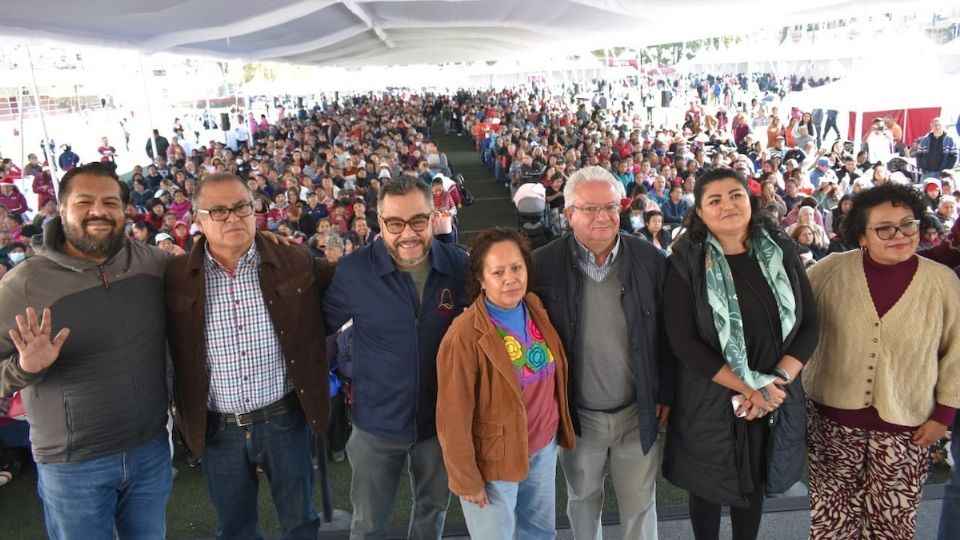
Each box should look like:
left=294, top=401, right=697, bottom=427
left=202, top=405, right=319, bottom=540
left=938, top=413, right=960, bottom=539
left=461, top=438, right=558, bottom=540
left=346, top=427, right=449, bottom=539
left=36, top=434, right=172, bottom=540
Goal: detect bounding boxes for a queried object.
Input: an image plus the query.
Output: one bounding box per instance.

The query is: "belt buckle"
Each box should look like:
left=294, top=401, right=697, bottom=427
left=234, top=413, right=253, bottom=427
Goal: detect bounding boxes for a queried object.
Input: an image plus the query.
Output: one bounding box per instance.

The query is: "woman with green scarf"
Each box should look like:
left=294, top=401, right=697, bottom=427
left=662, top=167, right=820, bottom=540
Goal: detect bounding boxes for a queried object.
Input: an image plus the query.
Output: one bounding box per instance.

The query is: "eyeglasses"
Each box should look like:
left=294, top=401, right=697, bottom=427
left=570, top=203, right=621, bottom=217
left=867, top=219, right=920, bottom=240
left=196, top=202, right=255, bottom=221
left=380, top=214, right=431, bottom=234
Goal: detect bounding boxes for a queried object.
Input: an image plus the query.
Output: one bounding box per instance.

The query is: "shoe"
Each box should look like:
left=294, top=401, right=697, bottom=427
left=332, top=451, right=346, bottom=463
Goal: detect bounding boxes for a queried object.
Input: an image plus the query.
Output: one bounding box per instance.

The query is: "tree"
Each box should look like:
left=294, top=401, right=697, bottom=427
left=242, top=62, right=278, bottom=83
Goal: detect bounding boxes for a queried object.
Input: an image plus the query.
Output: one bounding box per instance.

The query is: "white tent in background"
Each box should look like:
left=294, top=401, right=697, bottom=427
left=940, top=38, right=960, bottom=74
left=781, top=71, right=960, bottom=146
left=679, top=30, right=944, bottom=79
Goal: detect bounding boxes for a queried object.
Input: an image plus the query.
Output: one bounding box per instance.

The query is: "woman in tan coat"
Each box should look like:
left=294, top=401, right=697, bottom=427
left=437, top=227, right=575, bottom=539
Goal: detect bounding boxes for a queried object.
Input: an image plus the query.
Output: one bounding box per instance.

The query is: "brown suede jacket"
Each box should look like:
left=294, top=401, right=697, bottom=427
left=436, top=292, right=575, bottom=496
left=164, top=233, right=334, bottom=456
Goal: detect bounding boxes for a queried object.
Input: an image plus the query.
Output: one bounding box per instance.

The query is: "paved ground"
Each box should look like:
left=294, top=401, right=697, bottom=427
left=440, top=499, right=944, bottom=540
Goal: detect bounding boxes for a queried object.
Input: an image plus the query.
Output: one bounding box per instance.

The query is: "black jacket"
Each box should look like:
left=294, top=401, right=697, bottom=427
left=663, top=229, right=818, bottom=505
left=531, top=233, right=676, bottom=454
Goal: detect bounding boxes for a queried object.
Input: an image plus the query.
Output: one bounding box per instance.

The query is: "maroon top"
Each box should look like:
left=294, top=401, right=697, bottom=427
left=819, top=253, right=956, bottom=432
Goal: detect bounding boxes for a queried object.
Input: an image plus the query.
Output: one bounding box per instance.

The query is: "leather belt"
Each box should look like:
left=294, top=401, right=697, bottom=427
left=216, top=393, right=297, bottom=427
left=580, top=401, right=635, bottom=414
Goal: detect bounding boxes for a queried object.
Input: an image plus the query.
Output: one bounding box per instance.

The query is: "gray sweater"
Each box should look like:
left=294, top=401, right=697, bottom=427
left=0, top=218, right=169, bottom=463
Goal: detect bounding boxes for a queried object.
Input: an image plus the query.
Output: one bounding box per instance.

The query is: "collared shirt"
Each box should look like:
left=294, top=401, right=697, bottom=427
left=574, top=234, right=622, bottom=282
left=203, top=242, right=291, bottom=413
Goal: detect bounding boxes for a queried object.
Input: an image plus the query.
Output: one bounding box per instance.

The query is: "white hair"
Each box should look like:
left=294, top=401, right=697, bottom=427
left=563, top=166, right=626, bottom=210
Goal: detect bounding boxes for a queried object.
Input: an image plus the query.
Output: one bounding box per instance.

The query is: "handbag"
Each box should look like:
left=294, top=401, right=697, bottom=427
left=432, top=210, right=453, bottom=234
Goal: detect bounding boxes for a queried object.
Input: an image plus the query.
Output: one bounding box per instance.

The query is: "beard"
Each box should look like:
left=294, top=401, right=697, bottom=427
left=63, top=216, right=126, bottom=260
left=385, top=236, right=432, bottom=268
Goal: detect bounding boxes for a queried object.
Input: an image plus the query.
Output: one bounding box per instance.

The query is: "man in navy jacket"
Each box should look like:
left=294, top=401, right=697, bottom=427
left=323, top=177, right=468, bottom=539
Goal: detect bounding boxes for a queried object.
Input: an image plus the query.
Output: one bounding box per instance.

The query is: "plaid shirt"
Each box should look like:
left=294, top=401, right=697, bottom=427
left=574, top=234, right=622, bottom=282
left=203, top=243, right=291, bottom=414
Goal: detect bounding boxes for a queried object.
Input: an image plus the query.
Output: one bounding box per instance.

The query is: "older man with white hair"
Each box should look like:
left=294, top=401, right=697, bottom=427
left=530, top=166, right=676, bottom=540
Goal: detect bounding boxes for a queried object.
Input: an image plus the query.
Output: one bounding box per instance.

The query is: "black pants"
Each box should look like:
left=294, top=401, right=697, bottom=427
left=327, top=391, right=349, bottom=453
left=688, top=488, right=765, bottom=540
left=823, top=117, right=841, bottom=141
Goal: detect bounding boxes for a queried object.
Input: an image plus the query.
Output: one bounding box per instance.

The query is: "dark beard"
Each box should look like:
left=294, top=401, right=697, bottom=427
left=63, top=218, right=126, bottom=260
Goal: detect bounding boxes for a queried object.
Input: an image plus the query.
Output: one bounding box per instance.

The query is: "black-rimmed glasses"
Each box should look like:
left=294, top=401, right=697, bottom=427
left=380, top=214, right=431, bottom=234
left=196, top=202, right=255, bottom=221
left=867, top=219, right=920, bottom=240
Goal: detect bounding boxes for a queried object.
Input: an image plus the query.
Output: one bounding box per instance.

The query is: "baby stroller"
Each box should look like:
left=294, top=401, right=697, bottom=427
left=886, top=157, right=918, bottom=183
left=513, top=183, right=551, bottom=247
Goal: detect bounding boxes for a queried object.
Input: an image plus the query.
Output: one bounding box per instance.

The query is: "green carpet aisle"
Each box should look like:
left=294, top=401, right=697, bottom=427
left=431, top=128, right=517, bottom=243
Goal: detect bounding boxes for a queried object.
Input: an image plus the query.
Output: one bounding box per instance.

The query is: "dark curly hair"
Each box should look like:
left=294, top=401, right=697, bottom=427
left=465, top=227, right=534, bottom=302
left=681, top=167, right=782, bottom=243
left=841, top=183, right=926, bottom=247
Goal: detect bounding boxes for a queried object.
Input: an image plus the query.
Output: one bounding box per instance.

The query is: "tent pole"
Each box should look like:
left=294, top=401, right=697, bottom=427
left=138, top=53, right=159, bottom=163
left=901, top=109, right=908, bottom=154
left=853, top=111, right=863, bottom=154
left=19, top=86, right=26, bottom=177
left=26, top=46, right=58, bottom=188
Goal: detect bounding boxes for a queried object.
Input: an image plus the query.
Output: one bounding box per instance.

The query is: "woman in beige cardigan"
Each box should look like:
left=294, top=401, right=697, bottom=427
left=804, top=183, right=960, bottom=539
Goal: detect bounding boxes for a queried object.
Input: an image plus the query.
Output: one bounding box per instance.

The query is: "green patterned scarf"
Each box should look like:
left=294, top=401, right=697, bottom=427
left=704, top=228, right=796, bottom=391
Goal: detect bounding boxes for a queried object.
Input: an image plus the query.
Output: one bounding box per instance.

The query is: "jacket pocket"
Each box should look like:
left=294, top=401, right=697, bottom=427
left=275, top=274, right=315, bottom=297
left=472, top=420, right=504, bottom=461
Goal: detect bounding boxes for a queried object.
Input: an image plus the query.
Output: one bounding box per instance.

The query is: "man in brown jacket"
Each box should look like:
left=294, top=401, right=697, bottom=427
left=164, top=173, right=334, bottom=540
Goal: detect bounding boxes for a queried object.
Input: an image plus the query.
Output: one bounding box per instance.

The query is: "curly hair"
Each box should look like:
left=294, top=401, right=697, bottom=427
left=465, top=227, right=534, bottom=302
left=841, top=183, right=926, bottom=247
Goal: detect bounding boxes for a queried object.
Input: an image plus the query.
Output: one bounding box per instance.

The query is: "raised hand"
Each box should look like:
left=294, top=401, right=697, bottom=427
left=9, top=307, right=70, bottom=374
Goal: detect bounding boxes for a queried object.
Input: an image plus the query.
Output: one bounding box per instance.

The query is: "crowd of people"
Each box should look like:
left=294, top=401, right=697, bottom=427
left=0, top=74, right=958, bottom=540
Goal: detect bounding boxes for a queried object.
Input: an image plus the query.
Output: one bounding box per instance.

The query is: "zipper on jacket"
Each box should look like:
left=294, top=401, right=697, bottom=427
left=98, top=265, right=110, bottom=290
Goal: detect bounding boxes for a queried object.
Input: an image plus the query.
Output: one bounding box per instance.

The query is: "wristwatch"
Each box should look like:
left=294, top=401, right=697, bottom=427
left=773, top=367, right=792, bottom=385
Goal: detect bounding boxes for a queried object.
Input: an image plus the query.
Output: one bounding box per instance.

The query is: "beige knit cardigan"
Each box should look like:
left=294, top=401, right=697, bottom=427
left=803, top=250, right=960, bottom=427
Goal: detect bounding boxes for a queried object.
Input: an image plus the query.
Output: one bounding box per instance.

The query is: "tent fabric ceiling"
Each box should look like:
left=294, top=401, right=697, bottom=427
left=0, top=0, right=901, bottom=66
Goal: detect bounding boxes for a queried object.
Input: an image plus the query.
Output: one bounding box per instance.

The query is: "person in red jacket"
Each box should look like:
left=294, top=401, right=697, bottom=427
left=0, top=177, right=29, bottom=220
left=32, top=169, right=56, bottom=209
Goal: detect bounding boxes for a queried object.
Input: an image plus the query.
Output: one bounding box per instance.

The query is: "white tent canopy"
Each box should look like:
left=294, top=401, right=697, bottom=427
left=781, top=72, right=959, bottom=113
left=780, top=70, right=960, bottom=145
left=0, top=0, right=940, bottom=67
